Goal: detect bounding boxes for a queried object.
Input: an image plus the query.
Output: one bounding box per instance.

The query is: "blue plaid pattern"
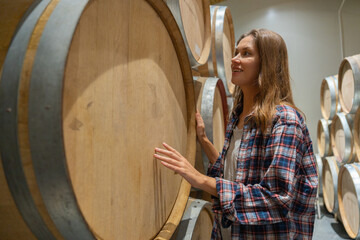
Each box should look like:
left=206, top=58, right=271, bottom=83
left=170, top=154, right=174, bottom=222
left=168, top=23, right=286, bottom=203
left=208, top=105, right=317, bottom=239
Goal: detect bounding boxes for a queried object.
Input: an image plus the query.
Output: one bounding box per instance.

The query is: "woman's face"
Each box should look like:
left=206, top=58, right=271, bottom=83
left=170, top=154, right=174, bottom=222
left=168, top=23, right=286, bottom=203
left=231, top=35, right=260, bottom=87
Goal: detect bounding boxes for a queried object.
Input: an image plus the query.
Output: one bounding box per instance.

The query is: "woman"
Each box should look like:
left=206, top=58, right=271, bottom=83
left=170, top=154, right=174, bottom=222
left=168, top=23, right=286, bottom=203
left=154, top=29, right=317, bottom=239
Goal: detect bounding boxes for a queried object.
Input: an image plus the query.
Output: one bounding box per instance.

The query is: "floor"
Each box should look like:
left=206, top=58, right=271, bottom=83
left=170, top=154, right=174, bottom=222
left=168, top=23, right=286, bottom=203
left=313, top=196, right=351, bottom=239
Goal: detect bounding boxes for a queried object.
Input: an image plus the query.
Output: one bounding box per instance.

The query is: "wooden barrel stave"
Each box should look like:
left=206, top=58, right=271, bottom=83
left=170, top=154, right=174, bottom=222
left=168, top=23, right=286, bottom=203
left=0, top=0, right=196, bottom=239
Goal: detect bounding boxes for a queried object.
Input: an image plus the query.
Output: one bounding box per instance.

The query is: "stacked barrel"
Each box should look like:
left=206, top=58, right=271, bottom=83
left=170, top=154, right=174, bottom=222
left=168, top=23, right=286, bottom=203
left=318, top=54, right=360, bottom=239
left=165, top=0, right=236, bottom=239
left=0, top=0, right=235, bottom=239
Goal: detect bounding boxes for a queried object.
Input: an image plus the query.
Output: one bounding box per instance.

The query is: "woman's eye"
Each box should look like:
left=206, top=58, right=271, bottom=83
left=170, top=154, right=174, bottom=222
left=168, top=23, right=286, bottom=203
left=244, top=51, right=250, bottom=56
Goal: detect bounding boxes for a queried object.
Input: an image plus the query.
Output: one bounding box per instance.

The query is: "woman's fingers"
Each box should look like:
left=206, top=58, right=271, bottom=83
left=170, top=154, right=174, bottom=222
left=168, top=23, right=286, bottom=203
left=159, top=160, right=181, bottom=172
left=154, top=153, right=181, bottom=167
left=195, top=111, right=204, bottom=126
left=155, top=147, right=180, bottom=160
left=162, top=142, right=182, bottom=157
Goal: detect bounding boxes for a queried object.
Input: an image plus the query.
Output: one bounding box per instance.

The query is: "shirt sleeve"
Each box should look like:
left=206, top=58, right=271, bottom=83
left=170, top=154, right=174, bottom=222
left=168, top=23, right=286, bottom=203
left=207, top=152, right=223, bottom=178
left=213, top=122, right=310, bottom=227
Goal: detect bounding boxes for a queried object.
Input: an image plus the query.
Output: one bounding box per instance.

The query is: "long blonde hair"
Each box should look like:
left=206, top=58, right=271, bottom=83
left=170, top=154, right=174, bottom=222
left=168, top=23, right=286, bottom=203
left=232, top=29, right=302, bottom=133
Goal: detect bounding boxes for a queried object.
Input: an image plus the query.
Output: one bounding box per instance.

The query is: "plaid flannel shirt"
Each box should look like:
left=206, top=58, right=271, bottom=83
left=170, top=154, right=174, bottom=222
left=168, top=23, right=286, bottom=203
left=207, top=105, right=317, bottom=239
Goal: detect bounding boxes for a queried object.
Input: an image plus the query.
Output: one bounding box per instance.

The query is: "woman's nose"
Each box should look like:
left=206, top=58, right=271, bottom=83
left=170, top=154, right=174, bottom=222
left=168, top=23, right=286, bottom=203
left=231, top=55, right=241, bottom=63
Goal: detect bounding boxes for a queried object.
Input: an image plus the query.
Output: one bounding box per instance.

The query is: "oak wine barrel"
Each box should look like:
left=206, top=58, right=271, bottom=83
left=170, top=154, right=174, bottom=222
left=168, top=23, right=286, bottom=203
left=165, top=0, right=211, bottom=68
left=338, top=163, right=360, bottom=239
left=0, top=0, right=196, bottom=239
left=338, top=54, right=360, bottom=114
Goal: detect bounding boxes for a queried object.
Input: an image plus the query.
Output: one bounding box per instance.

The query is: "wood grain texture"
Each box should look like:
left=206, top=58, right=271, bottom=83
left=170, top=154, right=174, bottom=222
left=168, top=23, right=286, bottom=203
left=62, top=0, right=195, bottom=239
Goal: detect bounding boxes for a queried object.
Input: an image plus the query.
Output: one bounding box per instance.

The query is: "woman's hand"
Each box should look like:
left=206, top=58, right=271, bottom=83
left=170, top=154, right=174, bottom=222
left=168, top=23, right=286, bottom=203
left=154, top=142, right=203, bottom=188
left=195, top=110, right=220, bottom=165
left=195, top=110, right=207, bottom=143
left=154, top=142, right=218, bottom=197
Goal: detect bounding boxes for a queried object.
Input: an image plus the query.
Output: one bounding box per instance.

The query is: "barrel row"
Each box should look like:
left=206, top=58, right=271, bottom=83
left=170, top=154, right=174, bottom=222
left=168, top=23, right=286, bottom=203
left=317, top=53, right=360, bottom=239
left=318, top=55, right=360, bottom=163
left=170, top=2, right=235, bottom=238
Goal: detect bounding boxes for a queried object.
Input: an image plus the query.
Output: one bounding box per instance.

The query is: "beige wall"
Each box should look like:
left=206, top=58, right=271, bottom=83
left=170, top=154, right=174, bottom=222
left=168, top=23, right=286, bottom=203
left=216, top=0, right=360, bottom=153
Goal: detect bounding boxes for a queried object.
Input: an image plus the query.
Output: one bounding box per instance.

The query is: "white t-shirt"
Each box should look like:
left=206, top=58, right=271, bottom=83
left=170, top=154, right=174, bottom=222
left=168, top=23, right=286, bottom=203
left=224, top=127, right=243, bottom=182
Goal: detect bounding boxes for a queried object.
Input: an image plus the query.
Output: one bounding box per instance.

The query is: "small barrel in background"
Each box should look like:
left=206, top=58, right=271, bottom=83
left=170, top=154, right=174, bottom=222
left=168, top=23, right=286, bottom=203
left=320, top=75, right=341, bottom=120
left=338, top=54, right=360, bottom=114
left=197, top=5, right=235, bottom=96
left=338, top=163, right=360, bottom=239
left=317, top=119, right=332, bottom=157
left=330, top=112, right=356, bottom=165
left=171, top=198, right=214, bottom=240
left=322, top=156, right=342, bottom=214
left=165, top=0, right=211, bottom=68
